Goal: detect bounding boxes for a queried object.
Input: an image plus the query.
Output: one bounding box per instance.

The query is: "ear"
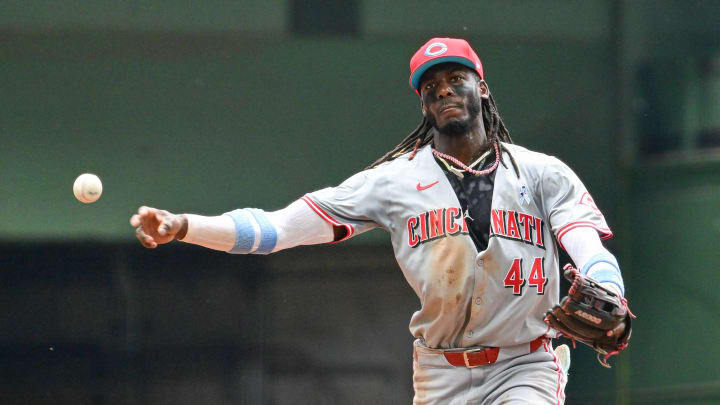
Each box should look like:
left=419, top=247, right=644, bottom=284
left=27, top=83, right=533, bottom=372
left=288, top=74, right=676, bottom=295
left=478, top=80, right=490, bottom=99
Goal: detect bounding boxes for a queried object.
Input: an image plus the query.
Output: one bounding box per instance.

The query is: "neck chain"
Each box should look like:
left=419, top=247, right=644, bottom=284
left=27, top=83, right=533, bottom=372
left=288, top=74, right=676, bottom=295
left=432, top=141, right=501, bottom=177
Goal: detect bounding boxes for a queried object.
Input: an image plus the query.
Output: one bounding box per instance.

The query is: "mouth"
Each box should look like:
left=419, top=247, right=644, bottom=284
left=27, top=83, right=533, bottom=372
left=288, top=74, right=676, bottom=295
left=438, top=103, right=463, bottom=113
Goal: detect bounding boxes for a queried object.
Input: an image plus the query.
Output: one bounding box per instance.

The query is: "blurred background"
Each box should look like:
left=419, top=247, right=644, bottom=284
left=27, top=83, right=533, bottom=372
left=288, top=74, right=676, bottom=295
left=1, top=0, right=719, bottom=403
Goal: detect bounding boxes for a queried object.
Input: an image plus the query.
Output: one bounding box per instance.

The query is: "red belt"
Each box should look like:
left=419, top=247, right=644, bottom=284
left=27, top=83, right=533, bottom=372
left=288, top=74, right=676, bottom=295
left=443, top=336, right=545, bottom=368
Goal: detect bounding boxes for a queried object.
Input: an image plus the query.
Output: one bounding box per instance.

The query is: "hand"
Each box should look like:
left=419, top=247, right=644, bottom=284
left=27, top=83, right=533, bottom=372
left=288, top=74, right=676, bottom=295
left=129, top=206, right=187, bottom=248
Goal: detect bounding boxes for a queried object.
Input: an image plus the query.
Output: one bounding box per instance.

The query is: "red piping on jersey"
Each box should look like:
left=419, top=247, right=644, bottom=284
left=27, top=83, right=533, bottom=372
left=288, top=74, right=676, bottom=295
left=556, top=221, right=613, bottom=251
left=543, top=340, right=564, bottom=405
left=301, top=196, right=355, bottom=243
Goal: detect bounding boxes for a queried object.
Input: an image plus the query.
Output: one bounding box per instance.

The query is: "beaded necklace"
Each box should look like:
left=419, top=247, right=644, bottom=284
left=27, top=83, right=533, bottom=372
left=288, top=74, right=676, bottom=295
left=432, top=141, right=500, bottom=177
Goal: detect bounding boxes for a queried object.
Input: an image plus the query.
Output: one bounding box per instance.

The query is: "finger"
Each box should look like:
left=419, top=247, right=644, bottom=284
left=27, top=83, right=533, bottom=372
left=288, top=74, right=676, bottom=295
left=138, top=206, right=156, bottom=218
left=139, top=209, right=160, bottom=234
left=135, top=226, right=158, bottom=248
left=130, top=214, right=141, bottom=227
left=141, top=235, right=158, bottom=248
left=135, top=226, right=150, bottom=247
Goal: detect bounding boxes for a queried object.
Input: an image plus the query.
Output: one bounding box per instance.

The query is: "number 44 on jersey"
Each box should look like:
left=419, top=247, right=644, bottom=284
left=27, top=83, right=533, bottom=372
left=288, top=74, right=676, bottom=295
left=504, top=257, right=547, bottom=295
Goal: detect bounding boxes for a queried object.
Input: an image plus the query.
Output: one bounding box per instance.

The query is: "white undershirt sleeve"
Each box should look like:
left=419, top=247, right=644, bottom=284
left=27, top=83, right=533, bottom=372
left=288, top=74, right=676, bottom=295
left=180, top=214, right=237, bottom=251
left=179, top=199, right=334, bottom=253
left=561, top=226, right=624, bottom=297
left=266, top=199, right=334, bottom=251
left=561, top=227, right=606, bottom=270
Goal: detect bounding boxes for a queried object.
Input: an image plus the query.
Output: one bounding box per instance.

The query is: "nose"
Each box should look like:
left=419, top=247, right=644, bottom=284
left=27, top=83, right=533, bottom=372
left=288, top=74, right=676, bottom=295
left=436, top=80, right=455, bottom=99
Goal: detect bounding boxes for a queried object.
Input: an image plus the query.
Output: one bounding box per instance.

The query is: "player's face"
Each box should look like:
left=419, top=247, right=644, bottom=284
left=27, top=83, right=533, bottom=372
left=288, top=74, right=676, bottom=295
left=419, top=64, right=488, bottom=136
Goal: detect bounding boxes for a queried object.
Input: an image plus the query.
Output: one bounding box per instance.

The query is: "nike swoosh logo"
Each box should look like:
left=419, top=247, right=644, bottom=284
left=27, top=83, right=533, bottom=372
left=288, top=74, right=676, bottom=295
left=416, top=181, right=439, bottom=191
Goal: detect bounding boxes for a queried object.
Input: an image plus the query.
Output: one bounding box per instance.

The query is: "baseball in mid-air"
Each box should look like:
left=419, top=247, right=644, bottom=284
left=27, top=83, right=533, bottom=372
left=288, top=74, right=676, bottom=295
left=73, top=173, right=103, bottom=203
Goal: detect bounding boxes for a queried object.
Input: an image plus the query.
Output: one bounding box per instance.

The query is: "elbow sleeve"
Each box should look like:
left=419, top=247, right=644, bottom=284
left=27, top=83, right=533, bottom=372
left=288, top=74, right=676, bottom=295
left=223, top=209, right=278, bottom=254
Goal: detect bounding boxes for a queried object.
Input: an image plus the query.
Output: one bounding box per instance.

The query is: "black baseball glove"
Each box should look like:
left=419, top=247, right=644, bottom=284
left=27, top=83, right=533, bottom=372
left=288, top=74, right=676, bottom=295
left=545, top=264, right=636, bottom=368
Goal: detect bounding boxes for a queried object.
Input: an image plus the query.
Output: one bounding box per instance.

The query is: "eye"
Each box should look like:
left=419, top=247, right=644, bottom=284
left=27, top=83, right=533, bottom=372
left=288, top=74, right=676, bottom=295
left=424, top=82, right=436, bottom=91
left=450, top=75, right=463, bottom=83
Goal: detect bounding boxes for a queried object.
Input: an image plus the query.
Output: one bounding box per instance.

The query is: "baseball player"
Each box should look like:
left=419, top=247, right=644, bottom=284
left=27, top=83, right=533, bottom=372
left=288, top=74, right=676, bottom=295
left=131, top=38, right=632, bottom=404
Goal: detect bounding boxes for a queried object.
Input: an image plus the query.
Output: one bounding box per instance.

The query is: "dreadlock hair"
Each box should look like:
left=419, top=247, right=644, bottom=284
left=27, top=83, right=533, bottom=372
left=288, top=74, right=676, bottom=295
left=367, top=90, right=520, bottom=177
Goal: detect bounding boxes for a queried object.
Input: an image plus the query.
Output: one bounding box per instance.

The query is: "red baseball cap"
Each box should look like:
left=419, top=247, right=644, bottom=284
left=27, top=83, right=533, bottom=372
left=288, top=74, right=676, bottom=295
left=409, top=38, right=484, bottom=94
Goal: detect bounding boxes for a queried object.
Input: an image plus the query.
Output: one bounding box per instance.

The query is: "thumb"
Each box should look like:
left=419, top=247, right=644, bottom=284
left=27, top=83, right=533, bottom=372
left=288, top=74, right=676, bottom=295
left=157, top=216, right=179, bottom=236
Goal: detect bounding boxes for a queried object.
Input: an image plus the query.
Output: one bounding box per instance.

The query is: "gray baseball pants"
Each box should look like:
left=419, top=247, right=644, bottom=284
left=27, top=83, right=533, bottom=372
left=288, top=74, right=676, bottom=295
left=412, top=338, right=566, bottom=404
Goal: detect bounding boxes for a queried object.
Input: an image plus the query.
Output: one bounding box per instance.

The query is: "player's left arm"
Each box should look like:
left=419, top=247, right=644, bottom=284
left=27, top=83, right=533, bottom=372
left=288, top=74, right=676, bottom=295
left=545, top=227, right=634, bottom=367
left=540, top=157, right=634, bottom=366
left=539, top=156, right=617, bottom=282
left=560, top=226, right=625, bottom=297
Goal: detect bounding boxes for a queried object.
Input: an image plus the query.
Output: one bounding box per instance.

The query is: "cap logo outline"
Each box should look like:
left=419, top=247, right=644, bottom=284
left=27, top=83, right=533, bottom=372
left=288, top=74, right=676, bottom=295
left=424, top=42, right=448, bottom=57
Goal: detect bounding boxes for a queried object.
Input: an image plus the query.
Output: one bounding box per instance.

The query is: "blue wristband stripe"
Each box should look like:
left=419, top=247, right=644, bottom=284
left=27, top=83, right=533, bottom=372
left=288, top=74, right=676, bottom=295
left=585, top=269, right=624, bottom=295
left=580, top=252, right=619, bottom=275
left=224, top=209, right=256, bottom=254
left=247, top=209, right=277, bottom=254
left=581, top=252, right=625, bottom=295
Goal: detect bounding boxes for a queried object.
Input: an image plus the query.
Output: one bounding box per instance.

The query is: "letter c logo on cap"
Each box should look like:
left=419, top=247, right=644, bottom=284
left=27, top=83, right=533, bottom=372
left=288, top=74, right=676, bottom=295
left=424, top=42, right=448, bottom=57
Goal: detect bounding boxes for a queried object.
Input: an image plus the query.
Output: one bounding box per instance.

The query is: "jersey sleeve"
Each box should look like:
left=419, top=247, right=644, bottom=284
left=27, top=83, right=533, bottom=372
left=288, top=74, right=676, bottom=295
left=540, top=157, right=612, bottom=250
left=302, top=168, right=385, bottom=242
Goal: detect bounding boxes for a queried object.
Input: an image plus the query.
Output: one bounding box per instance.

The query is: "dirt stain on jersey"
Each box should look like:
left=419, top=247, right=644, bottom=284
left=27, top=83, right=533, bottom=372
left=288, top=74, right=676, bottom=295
left=428, top=238, right=474, bottom=315
left=446, top=268, right=457, bottom=285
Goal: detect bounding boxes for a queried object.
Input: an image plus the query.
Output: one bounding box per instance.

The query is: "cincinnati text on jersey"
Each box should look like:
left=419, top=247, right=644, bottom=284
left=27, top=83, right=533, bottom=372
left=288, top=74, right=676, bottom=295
left=407, top=207, right=545, bottom=249
left=407, top=207, right=469, bottom=247
left=489, top=209, right=545, bottom=249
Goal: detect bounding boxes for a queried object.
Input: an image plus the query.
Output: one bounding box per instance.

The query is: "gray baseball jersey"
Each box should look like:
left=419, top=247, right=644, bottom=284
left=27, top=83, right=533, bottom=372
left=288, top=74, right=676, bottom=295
left=304, top=143, right=611, bottom=349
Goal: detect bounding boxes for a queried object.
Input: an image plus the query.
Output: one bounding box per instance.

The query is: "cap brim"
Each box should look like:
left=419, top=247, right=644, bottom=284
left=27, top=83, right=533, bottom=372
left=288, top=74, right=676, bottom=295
left=410, top=57, right=477, bottom=90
